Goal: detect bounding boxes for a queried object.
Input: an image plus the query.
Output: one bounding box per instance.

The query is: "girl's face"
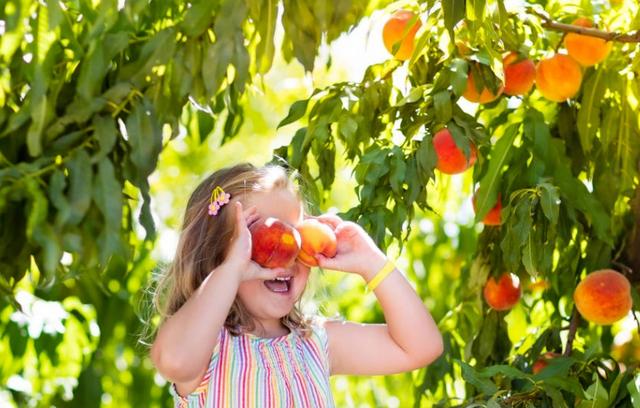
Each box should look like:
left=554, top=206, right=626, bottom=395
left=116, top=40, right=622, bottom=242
left=236, top=188, right=310, bottom=330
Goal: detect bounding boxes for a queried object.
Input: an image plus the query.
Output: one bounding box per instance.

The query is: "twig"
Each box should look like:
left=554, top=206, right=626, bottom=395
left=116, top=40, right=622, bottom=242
left=564, top=307, right=579, bottom=356
left=530, top=9, right=640, bottom=43
left=633, top=310, right=640, bottom=337
left=612, top=260, right=633, bottom=276
left=554, top=33, right=567, bottom=53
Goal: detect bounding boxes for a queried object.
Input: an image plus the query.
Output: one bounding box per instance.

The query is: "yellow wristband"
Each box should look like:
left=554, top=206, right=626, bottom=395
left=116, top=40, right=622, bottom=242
left=367, top=260, right=395, bottom=292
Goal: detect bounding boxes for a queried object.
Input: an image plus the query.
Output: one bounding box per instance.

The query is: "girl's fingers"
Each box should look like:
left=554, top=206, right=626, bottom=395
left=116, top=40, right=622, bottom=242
left=335, top=221, right=360, bottom=238
left=253, top=265, right=287, bottom=281
left=315, top=254, right=341, bottom=271
left=246, top=213, right=260, bottom=228
left=315, top=213, right=343, bottom=229
left=242, top=205, right=257, bottom=218
left=234, top=202, right=245, bottom=230
left=234, top=201, right=247, bottom=237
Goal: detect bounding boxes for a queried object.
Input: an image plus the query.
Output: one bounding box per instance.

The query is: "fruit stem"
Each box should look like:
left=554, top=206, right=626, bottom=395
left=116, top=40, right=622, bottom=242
left=528, top=8, right=640, bottom=43
left=554, top=33, right=566, bottom=53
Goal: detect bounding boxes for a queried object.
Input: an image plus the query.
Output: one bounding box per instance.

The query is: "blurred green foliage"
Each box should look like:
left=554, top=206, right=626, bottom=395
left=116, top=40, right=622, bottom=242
left=1, top=0, right=640, bottom=407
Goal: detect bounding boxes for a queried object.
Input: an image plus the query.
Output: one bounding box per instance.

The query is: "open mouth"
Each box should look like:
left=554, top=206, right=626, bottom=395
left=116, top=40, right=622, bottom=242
left=264, top=276, right=292, bottom=294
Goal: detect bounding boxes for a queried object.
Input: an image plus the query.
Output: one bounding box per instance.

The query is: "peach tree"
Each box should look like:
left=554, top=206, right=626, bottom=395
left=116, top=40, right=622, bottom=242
left=1, top=0, right=639, bottom=406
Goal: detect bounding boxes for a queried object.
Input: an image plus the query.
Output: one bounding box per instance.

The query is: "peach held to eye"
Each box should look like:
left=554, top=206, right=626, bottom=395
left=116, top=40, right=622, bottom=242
left=295, top=219, right=338, bottom=267
left=249, top=217, right=301, bottom=268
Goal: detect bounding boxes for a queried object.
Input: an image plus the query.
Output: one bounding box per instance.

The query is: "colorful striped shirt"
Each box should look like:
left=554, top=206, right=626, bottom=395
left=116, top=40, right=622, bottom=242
left=169, top=320, right=334, bottom=407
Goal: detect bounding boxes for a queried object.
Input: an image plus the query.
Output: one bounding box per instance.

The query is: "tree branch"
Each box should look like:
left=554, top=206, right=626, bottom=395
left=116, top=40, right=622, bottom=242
left=564, top=307, right=580, bottom=356
left=530, top=9, right=640, bottom=43
left=624, top=183, right=640, bottom=284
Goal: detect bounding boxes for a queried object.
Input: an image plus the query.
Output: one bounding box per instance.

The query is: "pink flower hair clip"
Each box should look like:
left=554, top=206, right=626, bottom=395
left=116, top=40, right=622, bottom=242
left=208, top=186, right=231, bottom=216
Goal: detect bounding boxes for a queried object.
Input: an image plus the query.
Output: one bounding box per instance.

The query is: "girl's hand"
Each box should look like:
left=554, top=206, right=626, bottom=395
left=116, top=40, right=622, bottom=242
left=224, top=202, right=287, bottom=282
left=312, top=214, right=387, bottom=279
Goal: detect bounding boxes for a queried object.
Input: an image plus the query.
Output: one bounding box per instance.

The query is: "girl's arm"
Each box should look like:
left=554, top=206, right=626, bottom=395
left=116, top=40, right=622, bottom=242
left=150, top=202, right=283, bottom=393
left=152, top=260, right=241, bottom=391
left=314, top=215, right=444, bottom=376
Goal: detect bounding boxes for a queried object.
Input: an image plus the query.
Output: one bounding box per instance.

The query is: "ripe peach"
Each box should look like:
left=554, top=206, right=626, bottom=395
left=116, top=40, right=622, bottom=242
left=382, top=10, right=422, bottom=61
left=573, top=269, right=632, bottom=325
left=564, top=18, right=612, bottom=67
left=483, top=273, right=521, bottom=311
left=472, top=191, right=502, bottom=226
left=296, top=219, right=338, bottom=267
left=503, top=52, right=535, bottom=96
left=250, top=217, right=301, bottom=268
left=535, top=54, right=582, bottom=102
left=462, top=66, right=504, bottom=104
left=433, top=128, right=477, bottom=175
left=532, top=352, right=561, bottom=374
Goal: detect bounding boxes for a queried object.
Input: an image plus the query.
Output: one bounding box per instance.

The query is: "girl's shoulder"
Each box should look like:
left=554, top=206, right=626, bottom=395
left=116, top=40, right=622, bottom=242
left=304, top=314, right=341, bottom=351
left=306, top=315, right=328, bottom=335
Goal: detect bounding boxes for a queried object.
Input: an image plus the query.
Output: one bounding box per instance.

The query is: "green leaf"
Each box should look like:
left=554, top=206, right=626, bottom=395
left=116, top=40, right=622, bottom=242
left=7, top=321, right=28, bottom=357
left=474, top=0, right=486, bottom=21
left=627, top=374, right=640, bottom=407
left=397, top=86, right=425, bottom=107
left=32, top=223, right=62, bottom=283
left=389, top=147, right=406, bottom=195
left=544, top=377, right=586, bottom=398
left=443, top=0, right=466, bottom=42
left=338, top=115, right=358, bottom=145
left=203, top=40, right=233, bottom=97
left=78, top=32, right=129, bottom=100
left=289, top=127, right=309, bottom=168
left=416, top=137, right=437, bottom=182
left=25, top=179, right=48, bottom=241
left=532, top=356, right=576, bottom=380
left=27, top=92, right=47, bottom=158
left=549, top=140, right=611, bottom=243
left=278, top=99, right=309, bottom=128
left=434, top=91, right=452, bottom=124
left=577, top=69, right=606, bottom=154
left=249, top=0, right=277, bottom=73
left=93, top=158, right=123, bottom=265
left=450, top=58, right=469, bottom=96
left=476, top=124, right=519, bottom=222
left=539, top=182, right=560, bottom=224
left=180, top=0, right=216, bottom=37
left=118, top=28, right=177, bottom=86
left=540, top=384, right=567, bottom=407
left=471, top=311, right=497, bottom=364
left=477, top=364, right=528, bottom=380
left=497, top=0, right=519, bottom=49
left=280, top=3, right=312, bottom=69
left=578, top=374, right=609, bottom=408
left=196, top=110, right=215, bottom=143
left=48, top=169, right=71, bottom=228
left=523, top=109, right=550, bottom=160
left=501, top=197, right=533, bottom=272
left=67, top=149, right=93, bottom=225
left=125, top=101, right=162, bottom=180
left=458, top=360, right=498, bottom=395
left=447, top=121, right=473, bottom=159
left=138, top=178, right=156, bottom=241
left=521, top=232, right=537, bottom=276
left=93, top=159, right=122, bottom=229
left=92, top=116, right=117, bottom=162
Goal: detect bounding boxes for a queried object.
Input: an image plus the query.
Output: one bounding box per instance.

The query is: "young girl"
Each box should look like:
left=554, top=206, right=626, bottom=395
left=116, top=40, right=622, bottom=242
left=151, top=163, right=443, bottom=407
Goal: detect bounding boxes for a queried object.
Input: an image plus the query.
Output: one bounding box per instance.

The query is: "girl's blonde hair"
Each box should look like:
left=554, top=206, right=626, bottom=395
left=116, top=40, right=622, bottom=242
left=153, top=163, right=312, bottom=337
